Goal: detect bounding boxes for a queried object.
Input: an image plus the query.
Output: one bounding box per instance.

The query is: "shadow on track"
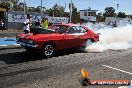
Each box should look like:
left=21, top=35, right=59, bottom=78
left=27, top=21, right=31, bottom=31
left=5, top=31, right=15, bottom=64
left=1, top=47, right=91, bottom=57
left=0, top=46, right=21, bottom=51
left=0, top=51, right=46, bottom=64
left=0, top=47, right=82, bottom=64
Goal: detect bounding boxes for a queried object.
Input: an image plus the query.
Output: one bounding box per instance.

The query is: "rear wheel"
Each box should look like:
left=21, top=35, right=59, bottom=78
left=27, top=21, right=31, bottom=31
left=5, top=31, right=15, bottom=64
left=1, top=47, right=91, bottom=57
left=43, top=43, right=55, bottom=58
left=80, top=39, right=93, bottom=51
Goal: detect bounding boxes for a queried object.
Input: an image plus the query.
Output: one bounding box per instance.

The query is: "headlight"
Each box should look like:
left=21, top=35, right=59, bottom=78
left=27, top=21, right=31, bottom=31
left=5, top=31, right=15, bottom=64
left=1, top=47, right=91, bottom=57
left=28, top=40, right=34, bottom=44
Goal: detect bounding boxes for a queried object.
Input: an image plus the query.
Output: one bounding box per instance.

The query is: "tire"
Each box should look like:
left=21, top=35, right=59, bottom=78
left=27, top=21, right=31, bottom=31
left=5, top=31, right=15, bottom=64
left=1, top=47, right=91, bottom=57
left=84, top=39, right=93, bottom=47
left=80, top=39, right=93, bottom=51
left=43, top=43, right=55, bottom=58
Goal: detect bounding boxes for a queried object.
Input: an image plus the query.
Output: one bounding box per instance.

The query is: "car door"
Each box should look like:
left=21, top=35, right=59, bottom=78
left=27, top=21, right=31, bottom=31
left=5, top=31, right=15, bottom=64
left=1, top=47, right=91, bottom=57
left=52, top=25, right=68, bottom=50
left=77, top=26, right=92, bottom=46
left=63, top=26, right=81, bottom=48
left=65, top=26, right=90, bottom=47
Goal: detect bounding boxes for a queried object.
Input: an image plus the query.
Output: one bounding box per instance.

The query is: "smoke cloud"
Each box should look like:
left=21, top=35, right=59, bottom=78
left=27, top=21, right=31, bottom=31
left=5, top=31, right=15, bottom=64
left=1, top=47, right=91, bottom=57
left=84, top=23, right=132, bottom=52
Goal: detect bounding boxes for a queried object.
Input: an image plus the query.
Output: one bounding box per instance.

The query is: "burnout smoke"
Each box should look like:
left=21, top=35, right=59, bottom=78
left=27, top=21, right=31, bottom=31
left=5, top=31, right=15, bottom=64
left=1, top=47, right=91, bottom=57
left=84, top=23, right=132, bottom=52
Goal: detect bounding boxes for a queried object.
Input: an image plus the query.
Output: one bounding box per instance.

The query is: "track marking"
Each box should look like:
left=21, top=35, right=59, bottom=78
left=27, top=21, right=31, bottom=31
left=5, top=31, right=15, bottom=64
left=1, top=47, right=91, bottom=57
left=103, top=65, right=132, bottom=88
left=0, top=44, right=20, bottom=47
left=102, top=65, right=132, bottom=75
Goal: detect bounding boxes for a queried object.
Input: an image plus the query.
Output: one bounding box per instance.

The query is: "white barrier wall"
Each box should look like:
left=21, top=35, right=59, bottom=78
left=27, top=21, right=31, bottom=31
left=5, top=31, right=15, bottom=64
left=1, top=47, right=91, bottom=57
left=8, top=13, right=69, bottom=23
left=48, top=17, right=69, bottom=23
left=8, top=14, right=42, bottom=23
left=105, top=17, right=132, bottom=26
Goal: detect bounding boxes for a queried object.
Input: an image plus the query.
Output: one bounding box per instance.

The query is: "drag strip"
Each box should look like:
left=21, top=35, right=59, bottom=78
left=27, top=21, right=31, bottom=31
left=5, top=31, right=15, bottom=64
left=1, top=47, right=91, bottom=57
left=0, top=45, right=132, bottom=88
left=102, top=65, right=132, bottom=75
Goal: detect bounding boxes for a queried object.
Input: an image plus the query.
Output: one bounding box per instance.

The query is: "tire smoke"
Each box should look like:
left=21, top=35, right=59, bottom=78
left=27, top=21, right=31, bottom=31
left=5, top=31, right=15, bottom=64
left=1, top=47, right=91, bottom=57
left=84, top=24, right=132, bottom=52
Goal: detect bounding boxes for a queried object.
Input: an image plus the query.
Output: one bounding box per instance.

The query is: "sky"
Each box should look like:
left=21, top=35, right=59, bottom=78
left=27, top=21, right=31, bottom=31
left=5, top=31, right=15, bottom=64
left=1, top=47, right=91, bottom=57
left=19, top=0, right=132, bottom=14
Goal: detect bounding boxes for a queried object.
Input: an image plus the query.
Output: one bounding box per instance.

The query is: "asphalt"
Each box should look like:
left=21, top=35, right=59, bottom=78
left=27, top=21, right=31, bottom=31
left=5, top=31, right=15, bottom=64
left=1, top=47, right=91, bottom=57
left=0, top=30, right=132, bottom=88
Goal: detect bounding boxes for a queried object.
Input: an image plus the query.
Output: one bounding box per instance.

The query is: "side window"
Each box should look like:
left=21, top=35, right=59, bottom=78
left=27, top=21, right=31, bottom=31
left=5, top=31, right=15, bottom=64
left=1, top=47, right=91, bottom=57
left=67, top=27, right=76, bottom=34
left=56, top=26, right=67, bottom=34
left=67, top=27, right=80, bottom=34
left=78, top=26, right=87, bottom=33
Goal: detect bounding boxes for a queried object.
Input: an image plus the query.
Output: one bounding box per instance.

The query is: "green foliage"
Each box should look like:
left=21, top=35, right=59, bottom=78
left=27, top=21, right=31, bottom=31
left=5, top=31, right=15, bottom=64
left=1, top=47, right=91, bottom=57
left=0, top=1, right=10, bottom=10
left=96, top=12, right=105, bottom=22
left=117, top=12, right=126, bottom=18
left=103, top=7, right=116, bottom=17
left=45, top=3, right=65, bottom=17
left=0, top=0, right=19, bottom=11
left=0, top=0, right=128, bottom=23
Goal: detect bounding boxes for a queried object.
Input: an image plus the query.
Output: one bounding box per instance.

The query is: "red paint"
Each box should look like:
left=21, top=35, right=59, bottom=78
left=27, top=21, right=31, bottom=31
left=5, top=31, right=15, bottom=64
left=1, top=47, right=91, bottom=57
left=17, top=23, right=99, bottom=50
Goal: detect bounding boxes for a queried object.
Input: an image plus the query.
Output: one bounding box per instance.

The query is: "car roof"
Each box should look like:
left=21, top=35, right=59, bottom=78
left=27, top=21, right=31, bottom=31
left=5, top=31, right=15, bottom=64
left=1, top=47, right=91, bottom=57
left=54, top=23, right=79, bottom=27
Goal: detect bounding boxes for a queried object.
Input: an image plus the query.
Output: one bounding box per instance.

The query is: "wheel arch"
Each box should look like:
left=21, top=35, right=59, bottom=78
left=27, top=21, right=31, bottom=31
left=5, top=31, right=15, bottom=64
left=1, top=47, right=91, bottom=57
left=43, top=41, right=56, bottom=50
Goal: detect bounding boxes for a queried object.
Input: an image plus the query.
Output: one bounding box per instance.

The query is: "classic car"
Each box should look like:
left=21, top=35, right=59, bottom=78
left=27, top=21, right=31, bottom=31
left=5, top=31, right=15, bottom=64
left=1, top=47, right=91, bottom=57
left=16, top=23, right=99, bottom=58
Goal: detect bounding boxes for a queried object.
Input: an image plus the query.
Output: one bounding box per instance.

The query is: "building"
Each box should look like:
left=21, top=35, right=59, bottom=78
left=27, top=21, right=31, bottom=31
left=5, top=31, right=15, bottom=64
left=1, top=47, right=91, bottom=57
left=105, top=17, right=132, bottom=26
left=79, top=9, right=98, bottom=22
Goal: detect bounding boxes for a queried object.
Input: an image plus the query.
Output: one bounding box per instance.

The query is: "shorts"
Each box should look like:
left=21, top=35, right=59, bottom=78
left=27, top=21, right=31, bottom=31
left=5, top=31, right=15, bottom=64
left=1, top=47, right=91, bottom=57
left=24, top=30, right=30, bottom=34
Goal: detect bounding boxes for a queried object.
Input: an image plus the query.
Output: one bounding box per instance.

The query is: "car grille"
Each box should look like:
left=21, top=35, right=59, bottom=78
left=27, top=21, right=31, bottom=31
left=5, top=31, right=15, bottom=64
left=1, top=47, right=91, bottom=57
left=19, top=38, right=29, bottom=43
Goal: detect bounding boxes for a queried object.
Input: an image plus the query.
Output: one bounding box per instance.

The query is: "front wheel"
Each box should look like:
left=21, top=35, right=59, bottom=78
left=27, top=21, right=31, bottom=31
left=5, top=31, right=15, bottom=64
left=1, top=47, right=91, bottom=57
left=43, top=43, right=55, bottom=58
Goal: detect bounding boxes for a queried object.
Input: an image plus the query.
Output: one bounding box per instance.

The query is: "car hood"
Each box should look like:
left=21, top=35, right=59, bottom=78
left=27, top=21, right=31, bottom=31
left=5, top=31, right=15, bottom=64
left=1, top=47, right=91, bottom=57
left=17, top=33, right=61, bottom=41
left=17, top=33, right=34, bottom=39
left=32, top=33, right=62, bottom=41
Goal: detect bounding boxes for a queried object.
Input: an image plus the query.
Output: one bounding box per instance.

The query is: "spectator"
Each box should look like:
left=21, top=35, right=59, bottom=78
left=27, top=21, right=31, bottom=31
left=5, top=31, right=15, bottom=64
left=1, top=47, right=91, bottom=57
left=41, top=17, right=49, bottom=29
left=23, top=14, right=31, bottom=34
left=35, top=19, right=41, bottom=27
left=0, top=19, right=4, bottom=31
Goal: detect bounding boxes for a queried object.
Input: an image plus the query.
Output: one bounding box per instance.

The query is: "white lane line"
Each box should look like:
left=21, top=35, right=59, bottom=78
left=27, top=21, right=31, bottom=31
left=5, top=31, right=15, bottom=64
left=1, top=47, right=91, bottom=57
left=102, top=65, right=132, bottom=75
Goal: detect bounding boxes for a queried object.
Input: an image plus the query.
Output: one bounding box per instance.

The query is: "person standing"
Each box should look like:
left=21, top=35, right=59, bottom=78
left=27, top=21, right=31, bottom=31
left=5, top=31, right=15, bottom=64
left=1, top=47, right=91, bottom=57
left=0, top=19, right=4, bottom=31
left=23, top=14, right=31, bottom=34
left=41, top=17, right=49, bottom=29
left=35, top=19, right=41, bottom=27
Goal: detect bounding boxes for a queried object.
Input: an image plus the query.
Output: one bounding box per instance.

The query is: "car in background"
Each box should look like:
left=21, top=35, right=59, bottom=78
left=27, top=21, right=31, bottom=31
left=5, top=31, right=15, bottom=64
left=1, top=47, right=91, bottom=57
left=16, top=23, right=99, bottom=58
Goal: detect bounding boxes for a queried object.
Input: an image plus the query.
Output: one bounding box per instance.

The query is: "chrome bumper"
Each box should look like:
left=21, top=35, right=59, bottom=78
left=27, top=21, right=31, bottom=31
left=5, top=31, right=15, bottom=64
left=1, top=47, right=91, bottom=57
left=17, top=42, right=38, bottom=48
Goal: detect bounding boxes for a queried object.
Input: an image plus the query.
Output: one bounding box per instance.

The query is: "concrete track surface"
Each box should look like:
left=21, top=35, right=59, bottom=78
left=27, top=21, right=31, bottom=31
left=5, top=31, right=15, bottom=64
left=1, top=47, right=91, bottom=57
left=0, top=45, right=132, bottom=88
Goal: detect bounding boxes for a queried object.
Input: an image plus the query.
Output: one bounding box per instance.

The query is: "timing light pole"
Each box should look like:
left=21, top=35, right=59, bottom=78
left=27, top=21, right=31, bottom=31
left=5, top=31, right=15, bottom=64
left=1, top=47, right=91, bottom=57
left=70, top=0, right=72, bottom=23
left=24, top=0, right=26, bottom=15
left=41, top=0, right=42, bottom=18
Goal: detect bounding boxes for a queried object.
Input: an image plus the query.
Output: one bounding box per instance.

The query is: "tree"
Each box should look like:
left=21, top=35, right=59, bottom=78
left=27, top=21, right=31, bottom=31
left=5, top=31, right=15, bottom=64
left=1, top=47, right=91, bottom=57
left=117, top=12, right=126, bottom=18
left=11, top=0, right=19, bottom=10
left=97, top=12, right=105, bottom=22
left=69, top=1, right=75, bottom=11
left=36, top=6, right=41, bottom=12
left=103, top=7, right=116, bottom=17
left=69, top=2, right=79, bottom=23
left=72, top=7, right=78, bottom=23
left=45, top=8, right=53, bottom=16
left=17, top=2, right=24, bottom=11
left=45, top=3, right=64, bottom=17
left=0, top=1, right=11, bottom=11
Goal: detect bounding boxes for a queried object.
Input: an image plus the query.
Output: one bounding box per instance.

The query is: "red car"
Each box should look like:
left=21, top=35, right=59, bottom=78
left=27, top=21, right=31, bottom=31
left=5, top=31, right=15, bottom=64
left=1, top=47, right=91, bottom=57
left=16, top=23, right=99, bottom=57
